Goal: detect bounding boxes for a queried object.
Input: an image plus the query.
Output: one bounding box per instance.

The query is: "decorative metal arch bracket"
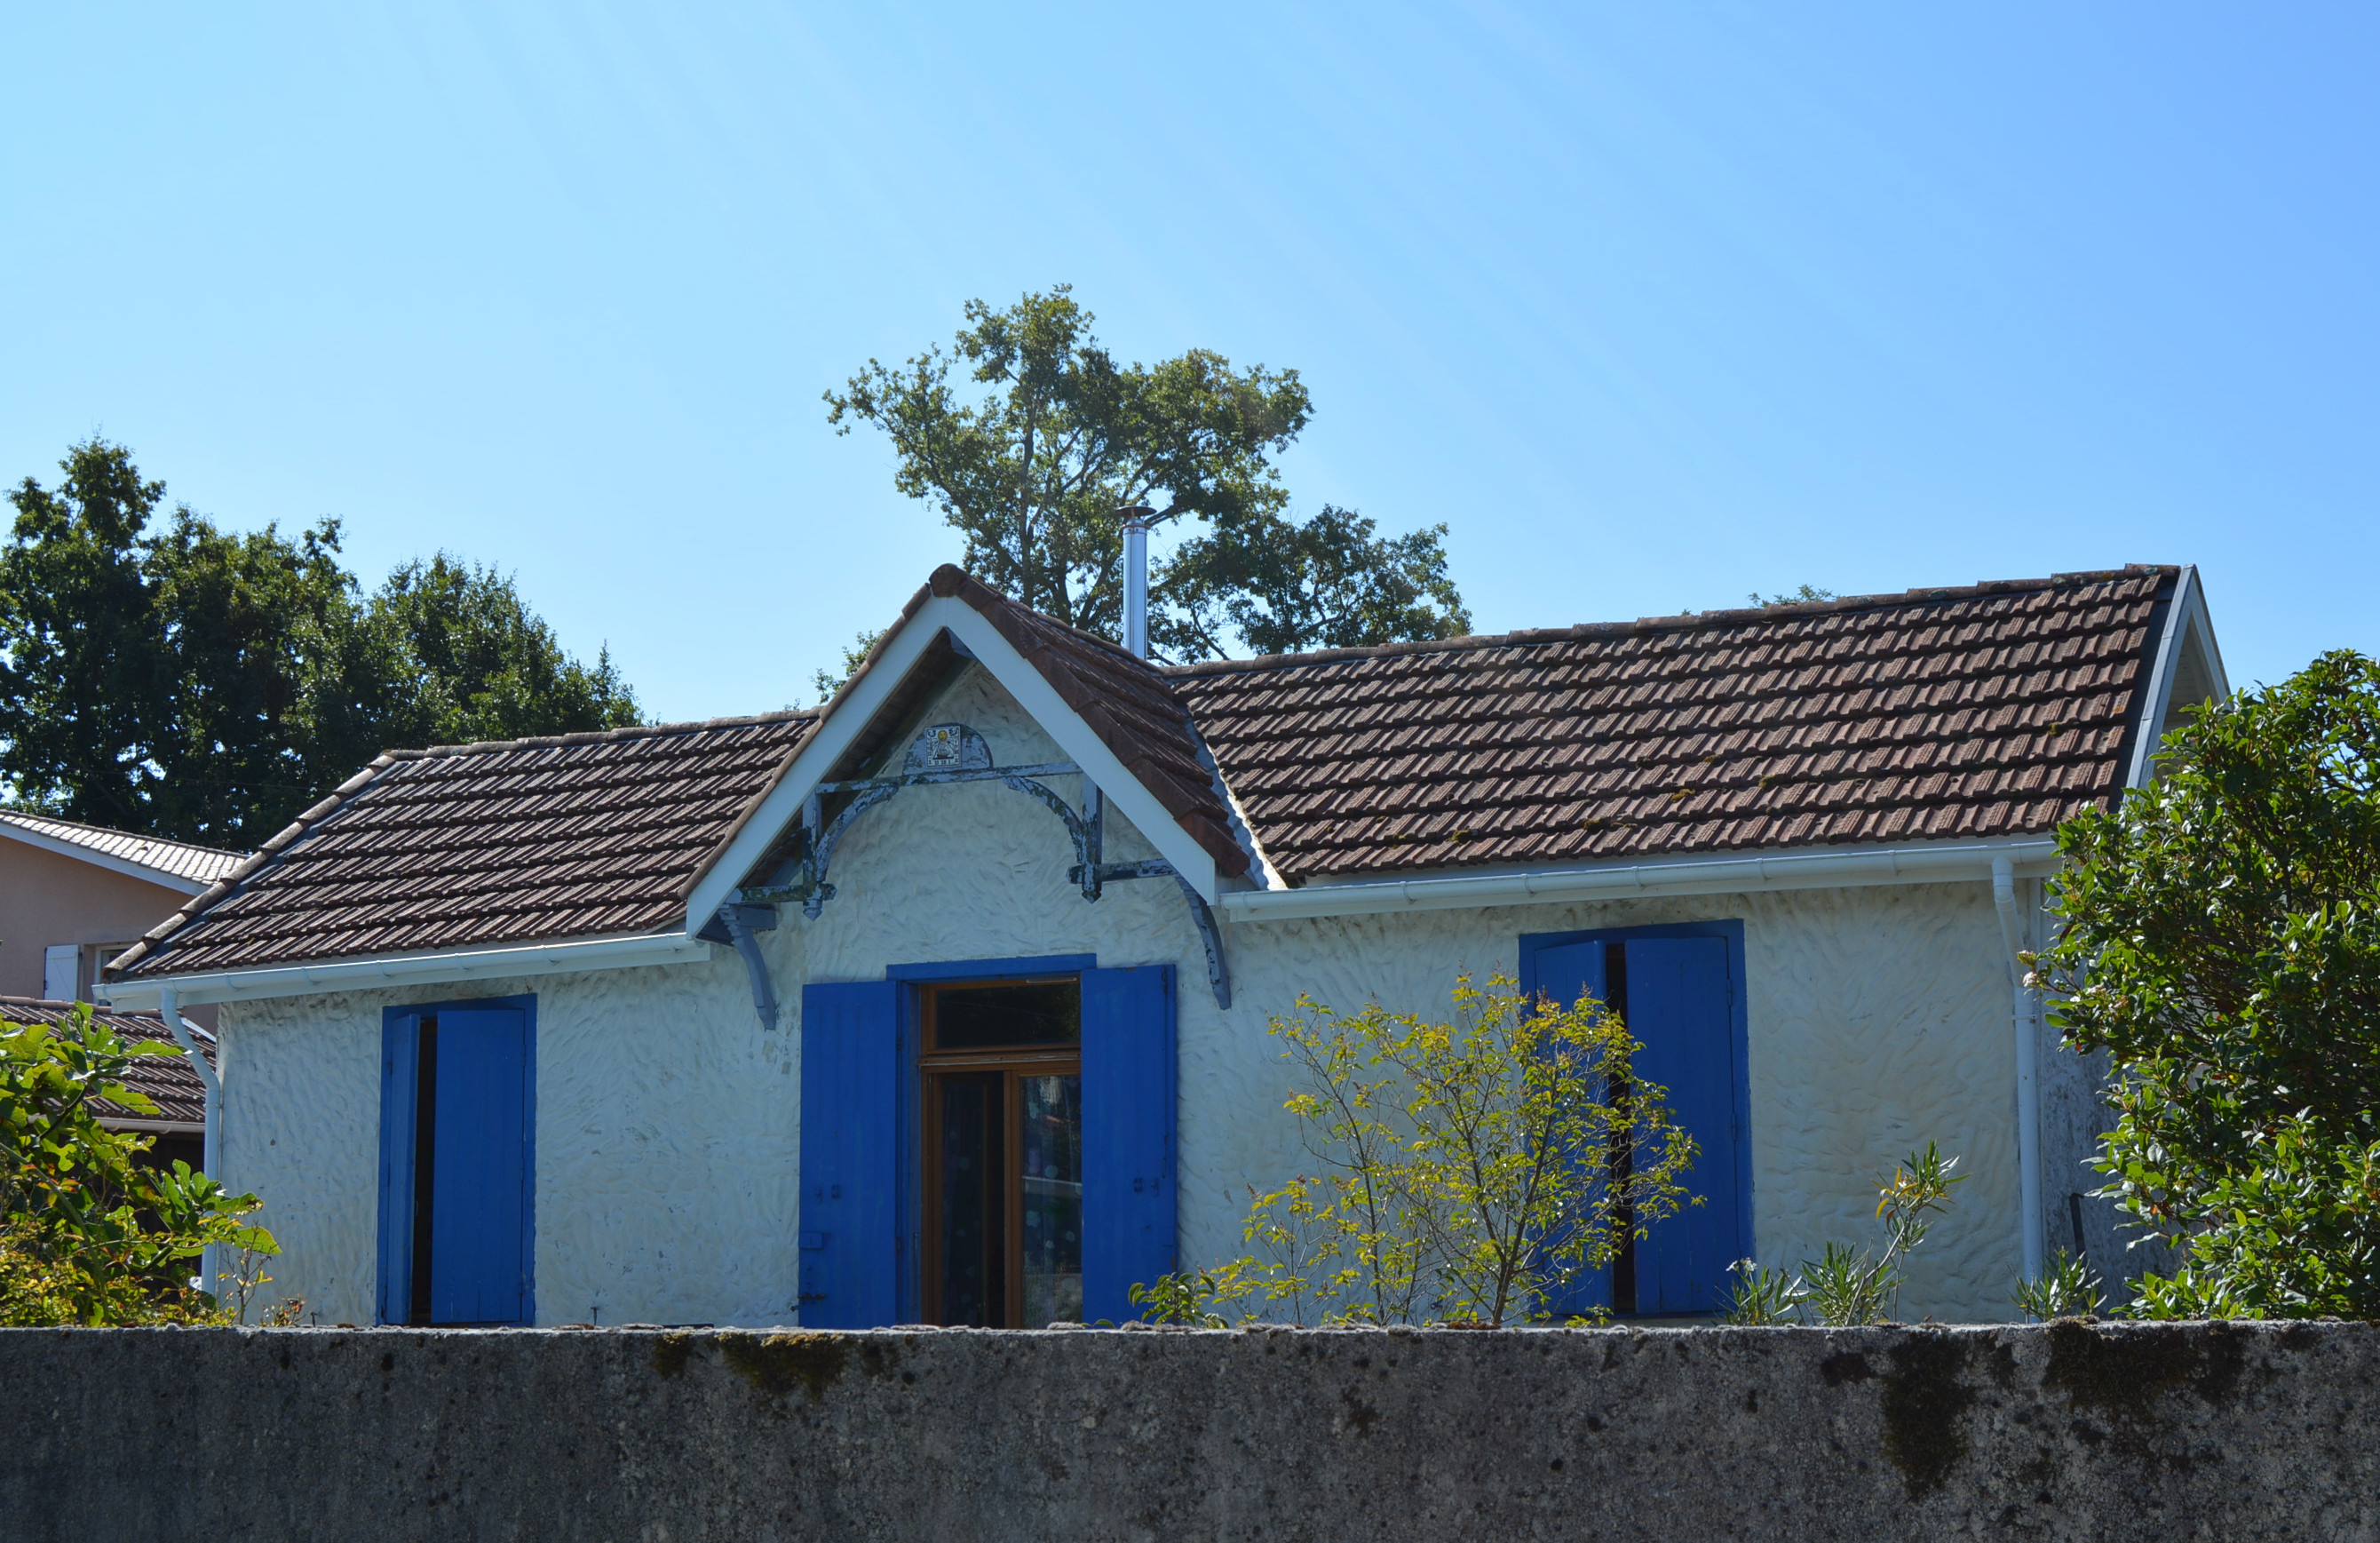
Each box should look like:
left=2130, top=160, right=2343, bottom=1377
left=726, top=722, right=1231, bottom=1008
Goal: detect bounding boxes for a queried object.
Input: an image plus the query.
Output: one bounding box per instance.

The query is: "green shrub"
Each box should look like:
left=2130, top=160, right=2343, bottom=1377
left=1141, top=972, right=1696, bottom=1326
left=2037, top=650, right=2380, bottom=1318
left=0, top=1007, right=275, bottom=1324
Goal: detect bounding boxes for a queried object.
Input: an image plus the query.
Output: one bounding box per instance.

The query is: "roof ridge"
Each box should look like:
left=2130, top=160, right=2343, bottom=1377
left=0, top=808, right=246, bottom=859
left=383, top=708, right=820, bottom=762
left=1160, top=564, right=2178, bottom=679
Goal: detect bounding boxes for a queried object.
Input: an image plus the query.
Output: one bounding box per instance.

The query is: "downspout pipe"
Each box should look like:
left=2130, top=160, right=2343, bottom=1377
left=1993, top=856, right=2044, bottom=1283
left=157, top=985, right=223, bottom=1295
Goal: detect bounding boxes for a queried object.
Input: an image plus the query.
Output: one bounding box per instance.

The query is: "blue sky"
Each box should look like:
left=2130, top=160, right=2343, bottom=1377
left=5, top=4, right=2374, bottom=720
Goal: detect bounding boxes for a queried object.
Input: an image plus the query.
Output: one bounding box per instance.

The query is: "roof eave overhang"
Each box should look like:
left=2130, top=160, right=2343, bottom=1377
left=1219, top=833, right=2065, bottom=924
left=100, top=930, right=716, bottom=1010
left=683, top=594, right=1223, bottom=925
left=0, top=823, right=214, bottom=894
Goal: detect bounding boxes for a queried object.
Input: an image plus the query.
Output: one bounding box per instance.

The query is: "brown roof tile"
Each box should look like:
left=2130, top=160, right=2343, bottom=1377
left=1167, top=566, right=2175, bottom=882
left=0, top=998, right=211, bottom=1126
left=112, top=713, right=815, bottom=979
left=850, top=567, right=1250, bottom=878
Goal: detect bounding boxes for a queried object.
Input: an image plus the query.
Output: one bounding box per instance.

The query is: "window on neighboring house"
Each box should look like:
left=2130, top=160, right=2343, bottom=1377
left=376, top=998, right=536, bottom=1326
left=44, top=943, right=137, bottom=1002
left=918, top=978, right=1083, bottom=1327
left=1520, top=922, right=1750, bottom=1319
left=83, top=943, right=133, bottom=1000
left=800, top=961, right=1175, bottom=1330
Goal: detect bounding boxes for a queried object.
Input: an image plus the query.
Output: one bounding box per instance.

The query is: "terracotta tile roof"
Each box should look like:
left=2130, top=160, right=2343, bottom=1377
left=0, top=998, right=212, bottom=1127
left=856, top=567, right=1249, bottom=878
left=0, top=811, right=246, bottom=887
left=111, top=714, right=815, bottom=980
left=1167, top=566, right=2177, bottom=883
left=99, top=563, right=2182, bottom=981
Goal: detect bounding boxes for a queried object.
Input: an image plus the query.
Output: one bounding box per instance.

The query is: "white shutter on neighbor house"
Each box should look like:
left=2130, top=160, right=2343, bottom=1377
left=43, top=945, right=80, bottom=1002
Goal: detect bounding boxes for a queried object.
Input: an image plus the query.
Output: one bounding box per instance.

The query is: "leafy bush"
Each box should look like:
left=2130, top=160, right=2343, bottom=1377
left=1723, top=1143, right=1964, bottom=1326
left=1141, top=973, right=1696, bottom=1326
left=2013, top=1248, right=2106, bottom=1321
left=2037, top=650, right=2380, bottom=1318
left=0, top=1008, right=275, bottom=1324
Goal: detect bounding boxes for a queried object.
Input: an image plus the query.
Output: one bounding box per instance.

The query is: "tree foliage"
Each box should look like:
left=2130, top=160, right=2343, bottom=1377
left=826, top=286, right=1469, bottom=662
left=0, top=1007, right=273, bottom=1325
left=2037, top=649, right=2380, bottom=1318
left=1136, top=974, right=1695, bottom=1325
left=0, top=441, right=640, bottom=845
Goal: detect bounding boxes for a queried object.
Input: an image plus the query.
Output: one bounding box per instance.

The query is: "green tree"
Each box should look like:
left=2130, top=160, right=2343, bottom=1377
left=0, top=1006, right=274, bottom=1325
left=0, top=441, right=642, bottom=844
left=147, top=506, right=356, bottom=841
left=2037, top=649, right=2380, bottom=1318
left=825, top=285, right=1469, bottom=662
left=0, top=441, right=176, bottom=831
left=324, top=553, right=640, bottom=754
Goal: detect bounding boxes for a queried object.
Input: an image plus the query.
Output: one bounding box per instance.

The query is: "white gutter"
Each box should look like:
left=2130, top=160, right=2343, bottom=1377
left=102, top=931, right=715, bottom=1011
left=1218, top=836, right=2063, bottom=922
left=1992, top=856, right=2045, bottom=1284
left=158, top=986, right=223, bottom=1295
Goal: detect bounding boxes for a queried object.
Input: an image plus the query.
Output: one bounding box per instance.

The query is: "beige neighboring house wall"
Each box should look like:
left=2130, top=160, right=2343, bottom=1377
left=0, top=814, right=243, bottom=1030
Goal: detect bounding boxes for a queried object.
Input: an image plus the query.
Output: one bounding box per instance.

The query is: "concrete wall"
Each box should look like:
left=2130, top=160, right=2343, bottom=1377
left=218, top=663, right=2063, bottom=1326
left=0, top=837, right=193, bottom=1000
left=4, top=1322, right=2371, bottom=1541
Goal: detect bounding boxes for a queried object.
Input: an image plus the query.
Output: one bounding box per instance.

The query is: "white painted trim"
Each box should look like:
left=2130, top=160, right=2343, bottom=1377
left=1217, top=836, right=2065, bottom=923
left=684, top=595, right=1221, bottom=925
left=0, top=821, right=212, bottom=894
left=98, top=1117, right=206, bottom=1136
left=2123, top=565, right=2227, bottom=791
left=100, top=932, right=716, bottom=1010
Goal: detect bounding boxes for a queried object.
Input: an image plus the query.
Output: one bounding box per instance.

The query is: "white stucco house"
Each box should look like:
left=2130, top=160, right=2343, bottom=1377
left=101, top=561, right=2225, bottom=1328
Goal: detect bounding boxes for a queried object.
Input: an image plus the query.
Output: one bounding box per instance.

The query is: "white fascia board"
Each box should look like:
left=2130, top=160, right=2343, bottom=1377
left=99, top=1117, right=206, bottom=1135
left=1218, top=835, right=2064, bottom=924
left=683, top=595, right=1219, bottom=926
left=0, top=823, right=210, bottom=895
left=2123, top=565, right=2194, bottom=791
left=99, top=932, right=715, bottom=1010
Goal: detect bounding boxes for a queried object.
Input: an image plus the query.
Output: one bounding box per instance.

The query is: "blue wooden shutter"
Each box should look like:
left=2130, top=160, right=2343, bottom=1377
left=1080, top=965, right=1176, bottom=1323
left=1531, top=942, right=1612, bottom=1319
left=799, top=981, right=902, bottom=1328
left=375, top=1013, right=424, bottom=1326
left=1624, top=936, right=1742, bottom=1314
left=426, top=1007, right=534, bottom=1325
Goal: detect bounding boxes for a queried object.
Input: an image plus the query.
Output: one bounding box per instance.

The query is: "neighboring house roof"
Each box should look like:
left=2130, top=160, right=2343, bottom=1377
left=0, top=810, right=246, bottom=892
left=112, top=714, right=815, bottom=981
left=1171, top=566, right=2178, bottom=882
left=107, top=561, right=2191, bottom=989
left=0, top=997, right=211, bottom=1127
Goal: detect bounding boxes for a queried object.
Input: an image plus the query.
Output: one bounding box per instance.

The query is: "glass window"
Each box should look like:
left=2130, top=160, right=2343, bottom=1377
left=929, top=978, right=1081, bottom=1051
left=919, top=980, right=1083, bottom=1326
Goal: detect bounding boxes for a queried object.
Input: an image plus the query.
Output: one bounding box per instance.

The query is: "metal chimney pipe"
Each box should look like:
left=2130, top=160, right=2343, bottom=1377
left=1120, top=506, right=1152, bottom=658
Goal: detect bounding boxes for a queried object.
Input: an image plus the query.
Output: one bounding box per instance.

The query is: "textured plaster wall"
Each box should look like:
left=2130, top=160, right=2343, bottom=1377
left=789, top=666, right=2034, bottom=1321
left=219, top=663, right=2050, bottom=1326
left=218, top=952, right=794, bottom=1328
